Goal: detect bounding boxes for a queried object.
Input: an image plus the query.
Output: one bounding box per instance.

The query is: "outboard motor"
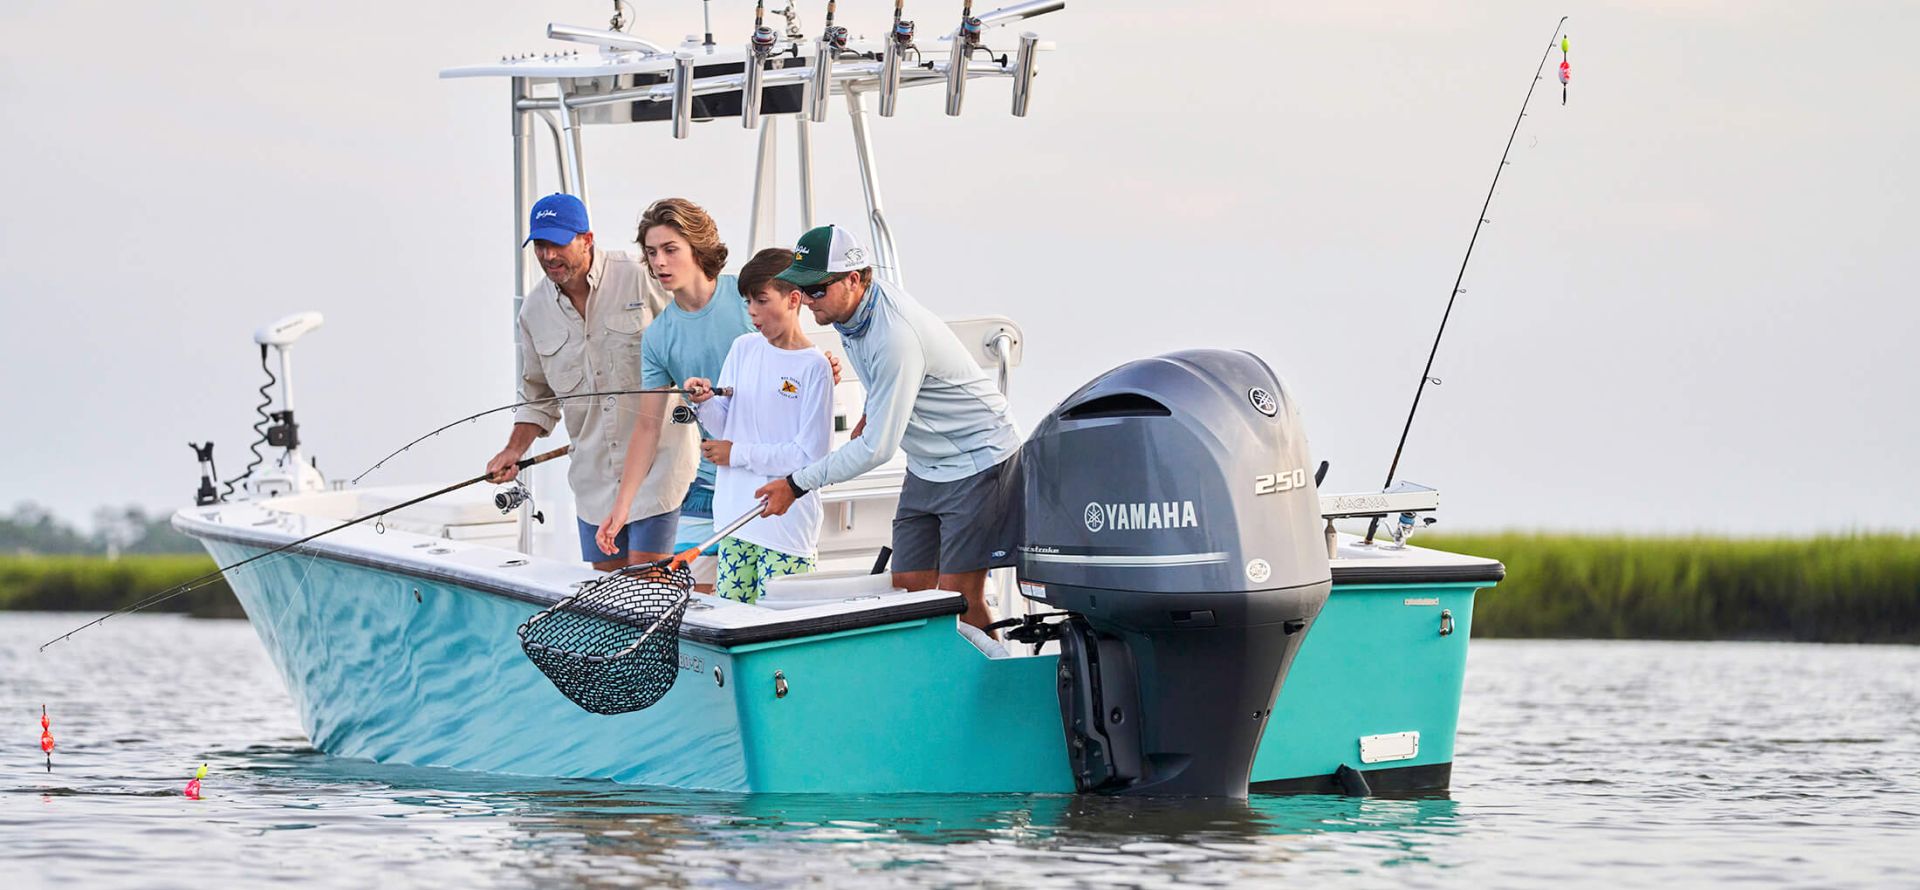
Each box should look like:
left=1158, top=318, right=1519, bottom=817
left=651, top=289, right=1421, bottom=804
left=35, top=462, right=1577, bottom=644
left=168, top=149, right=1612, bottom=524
left=1019, top=349, right=1331, bottom=797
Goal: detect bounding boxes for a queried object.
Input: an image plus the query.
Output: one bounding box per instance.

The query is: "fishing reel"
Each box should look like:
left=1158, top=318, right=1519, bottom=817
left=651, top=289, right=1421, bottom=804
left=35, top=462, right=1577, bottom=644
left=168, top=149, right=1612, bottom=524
left=495, top=480, right=545, bottom=525
left=1382, top=511, right=1437, bottom=550
left=670, top=385, right=730, bottom=425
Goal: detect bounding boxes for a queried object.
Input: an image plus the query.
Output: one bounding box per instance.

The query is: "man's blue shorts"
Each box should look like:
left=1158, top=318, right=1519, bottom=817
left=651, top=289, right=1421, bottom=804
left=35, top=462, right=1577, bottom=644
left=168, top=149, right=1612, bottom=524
left=577, top=510, right=680, bottom=563
left=673, top=479, right=722, bottom=556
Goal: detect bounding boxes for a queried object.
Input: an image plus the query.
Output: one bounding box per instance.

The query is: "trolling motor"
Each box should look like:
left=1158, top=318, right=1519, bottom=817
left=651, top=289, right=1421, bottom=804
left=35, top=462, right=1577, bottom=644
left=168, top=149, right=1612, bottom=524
left=250, top=311, right=328, bottom=498
left=1018, top=349, right=1332, bottom=797
left=879, top=0, right=915, bottom=116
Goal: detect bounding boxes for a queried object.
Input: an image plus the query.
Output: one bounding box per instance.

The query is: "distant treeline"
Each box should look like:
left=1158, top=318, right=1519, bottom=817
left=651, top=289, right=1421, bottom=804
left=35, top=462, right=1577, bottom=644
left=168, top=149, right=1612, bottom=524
left=1421, top=533, right=1920, bottom=644
left=1, top=502, right=202, bottom=556
left=0, top=555, right=240, bottom=618
left=0, top=502, right=238, bottom=617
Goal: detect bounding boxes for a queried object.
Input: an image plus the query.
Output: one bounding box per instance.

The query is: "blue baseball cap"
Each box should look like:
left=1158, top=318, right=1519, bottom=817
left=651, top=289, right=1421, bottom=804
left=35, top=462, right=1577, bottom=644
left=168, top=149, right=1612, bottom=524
left=523, top=193, right=590, bottom=247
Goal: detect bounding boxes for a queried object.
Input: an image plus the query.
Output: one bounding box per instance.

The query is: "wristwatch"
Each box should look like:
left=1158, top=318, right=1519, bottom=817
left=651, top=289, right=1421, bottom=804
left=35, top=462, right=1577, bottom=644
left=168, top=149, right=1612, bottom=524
left=784, top=475, right=807, bottom=499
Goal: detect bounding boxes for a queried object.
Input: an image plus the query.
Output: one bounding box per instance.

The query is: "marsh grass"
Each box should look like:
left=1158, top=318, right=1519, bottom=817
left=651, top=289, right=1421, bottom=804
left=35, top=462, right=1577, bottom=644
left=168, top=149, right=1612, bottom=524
left=5, top=537, right=1917, bottom=642
left=1420, top=533, right=1920, bottom=643
left=0, top=555, right=240, bottom=618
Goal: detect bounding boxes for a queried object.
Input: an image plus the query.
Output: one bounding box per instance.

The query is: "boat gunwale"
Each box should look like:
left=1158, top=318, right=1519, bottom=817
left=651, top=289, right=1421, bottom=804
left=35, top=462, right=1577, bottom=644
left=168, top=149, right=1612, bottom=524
left=174, top=508, right=968, bottom=648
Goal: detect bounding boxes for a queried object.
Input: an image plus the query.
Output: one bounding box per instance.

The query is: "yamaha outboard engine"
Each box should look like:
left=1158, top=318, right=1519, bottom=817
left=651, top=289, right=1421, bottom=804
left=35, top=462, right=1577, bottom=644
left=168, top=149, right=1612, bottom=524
left=1019, top=349, right=1331, bottom=797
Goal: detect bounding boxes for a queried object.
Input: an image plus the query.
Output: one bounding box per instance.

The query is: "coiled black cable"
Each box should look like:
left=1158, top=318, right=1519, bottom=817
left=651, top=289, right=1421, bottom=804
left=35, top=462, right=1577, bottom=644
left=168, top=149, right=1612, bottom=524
left=219, top=345, right=274, bottom=499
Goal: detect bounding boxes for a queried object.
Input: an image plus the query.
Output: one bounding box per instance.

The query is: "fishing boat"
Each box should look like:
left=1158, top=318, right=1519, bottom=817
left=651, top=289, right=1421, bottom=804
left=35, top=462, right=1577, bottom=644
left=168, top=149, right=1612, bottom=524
left=172, top=1, right=1503, bottom=797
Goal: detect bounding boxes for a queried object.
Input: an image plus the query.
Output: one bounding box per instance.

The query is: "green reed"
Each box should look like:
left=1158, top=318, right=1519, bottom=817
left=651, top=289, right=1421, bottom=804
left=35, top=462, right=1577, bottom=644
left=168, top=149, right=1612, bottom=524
left=1418, top=533, right=1920, bottom=643
left=0, top=555, right=241, bottom=618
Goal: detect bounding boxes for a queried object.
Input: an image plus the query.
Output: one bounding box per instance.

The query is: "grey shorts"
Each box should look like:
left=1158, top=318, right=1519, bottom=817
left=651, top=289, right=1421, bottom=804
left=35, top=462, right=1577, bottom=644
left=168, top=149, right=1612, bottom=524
left=892, top=455, right=1024, bottom=575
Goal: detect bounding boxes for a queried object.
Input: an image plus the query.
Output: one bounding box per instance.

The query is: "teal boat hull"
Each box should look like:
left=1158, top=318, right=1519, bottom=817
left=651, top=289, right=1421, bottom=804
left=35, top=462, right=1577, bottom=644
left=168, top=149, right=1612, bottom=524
left=196, top=532, right=1491, bottom=795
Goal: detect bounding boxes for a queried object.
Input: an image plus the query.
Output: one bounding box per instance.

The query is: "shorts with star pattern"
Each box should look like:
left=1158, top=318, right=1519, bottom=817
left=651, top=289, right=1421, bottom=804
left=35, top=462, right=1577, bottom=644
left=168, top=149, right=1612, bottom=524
left=716, top=536, right=815, bottom=604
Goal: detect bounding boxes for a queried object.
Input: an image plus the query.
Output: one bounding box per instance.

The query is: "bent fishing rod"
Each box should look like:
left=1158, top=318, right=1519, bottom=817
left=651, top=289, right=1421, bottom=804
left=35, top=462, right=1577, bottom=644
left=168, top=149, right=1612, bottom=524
left=1366, top=15, right=1569, bottom=545
left=40, top=445, right=573, bottom=652
left=352, top=386, right=729, bottom=484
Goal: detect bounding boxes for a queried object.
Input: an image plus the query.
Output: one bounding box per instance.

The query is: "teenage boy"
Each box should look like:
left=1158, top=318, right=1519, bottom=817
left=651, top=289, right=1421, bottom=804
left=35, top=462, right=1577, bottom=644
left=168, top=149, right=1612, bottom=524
left=596, top=198, right=753, bottom=581
left=600, top=199, right=840, bottom=579
left=683, top=248, right=834, bottom=602
left=487, top=193, right=694, bottom=572
left=753, top=225, right=1021, bottom=631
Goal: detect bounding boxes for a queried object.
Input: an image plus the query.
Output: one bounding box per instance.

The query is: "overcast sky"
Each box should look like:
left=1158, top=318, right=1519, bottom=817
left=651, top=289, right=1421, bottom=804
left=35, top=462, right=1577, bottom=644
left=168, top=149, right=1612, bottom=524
left=2, top=0, right=1915, bottom=534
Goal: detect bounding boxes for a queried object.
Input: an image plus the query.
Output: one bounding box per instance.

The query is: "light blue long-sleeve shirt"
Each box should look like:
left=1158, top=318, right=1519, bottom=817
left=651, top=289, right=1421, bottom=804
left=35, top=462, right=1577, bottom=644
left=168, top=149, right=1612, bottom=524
left=791, top=278, right=1020, bottom=491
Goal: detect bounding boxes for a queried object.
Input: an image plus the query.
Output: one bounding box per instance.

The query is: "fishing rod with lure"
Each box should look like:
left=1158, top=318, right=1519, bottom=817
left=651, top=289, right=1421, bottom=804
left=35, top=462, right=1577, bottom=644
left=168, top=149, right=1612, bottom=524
left=1366, top=16, right=1569, bottom=545
left=351, top=386, right=730, bottom=484
left=40, top=444, right=574, bottom=651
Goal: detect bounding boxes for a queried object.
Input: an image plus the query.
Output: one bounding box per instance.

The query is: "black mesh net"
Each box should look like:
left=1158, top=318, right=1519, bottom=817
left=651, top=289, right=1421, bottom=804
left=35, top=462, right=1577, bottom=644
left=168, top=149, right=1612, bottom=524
left=517, top=563, right=693, bottom=715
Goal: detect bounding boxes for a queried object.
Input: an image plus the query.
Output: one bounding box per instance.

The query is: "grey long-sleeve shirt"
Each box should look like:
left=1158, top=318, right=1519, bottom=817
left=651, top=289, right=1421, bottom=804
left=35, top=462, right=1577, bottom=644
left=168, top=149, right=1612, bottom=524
left=791, top=278, right=1019, bottom=491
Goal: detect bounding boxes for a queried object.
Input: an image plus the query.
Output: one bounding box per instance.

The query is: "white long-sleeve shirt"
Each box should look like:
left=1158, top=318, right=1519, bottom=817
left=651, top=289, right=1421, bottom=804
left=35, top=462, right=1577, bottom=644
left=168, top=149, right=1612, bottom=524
left=696, top=334, right=834, bottom=557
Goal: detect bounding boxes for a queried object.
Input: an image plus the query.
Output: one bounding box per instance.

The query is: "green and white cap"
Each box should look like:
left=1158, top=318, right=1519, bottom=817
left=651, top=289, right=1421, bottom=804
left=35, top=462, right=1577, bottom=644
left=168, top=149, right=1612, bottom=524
left=774, top=225, right=870, bottom=287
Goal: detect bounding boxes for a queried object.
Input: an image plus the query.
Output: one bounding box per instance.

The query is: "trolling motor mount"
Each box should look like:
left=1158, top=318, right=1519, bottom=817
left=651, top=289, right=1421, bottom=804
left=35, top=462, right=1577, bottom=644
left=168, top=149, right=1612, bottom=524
left=189, top=442, right=221, bottom=506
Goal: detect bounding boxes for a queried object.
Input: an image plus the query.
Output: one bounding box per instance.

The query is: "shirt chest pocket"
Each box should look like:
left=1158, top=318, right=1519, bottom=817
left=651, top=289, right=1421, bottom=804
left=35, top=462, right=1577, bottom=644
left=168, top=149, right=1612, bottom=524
left=533, top=327, right=585, bottom=394
left=600, top=311, right=646, bottom=389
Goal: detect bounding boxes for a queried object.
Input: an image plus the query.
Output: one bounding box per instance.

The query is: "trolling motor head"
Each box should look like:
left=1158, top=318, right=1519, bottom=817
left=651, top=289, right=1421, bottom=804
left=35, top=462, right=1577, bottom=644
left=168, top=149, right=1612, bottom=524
left=253, top=311, right=324, bottom=348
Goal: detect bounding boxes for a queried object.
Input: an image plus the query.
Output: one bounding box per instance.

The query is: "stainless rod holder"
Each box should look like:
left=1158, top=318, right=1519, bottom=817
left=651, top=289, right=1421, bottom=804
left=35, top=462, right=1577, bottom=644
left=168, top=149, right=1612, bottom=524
left=807, top=1, right=843, bottom=123
left=741, top=50, right=768, bottom=129
left=943, top=29, right=970, bottom=116
left=742, top=4, right=776, bottom=130
left=671, top=52, right=695, bottom=139
left=1011, top=31, right=1038, bottom=116
left=944, top=3, right=980, bottom=117
left=879, top=1, right=913, bottom=117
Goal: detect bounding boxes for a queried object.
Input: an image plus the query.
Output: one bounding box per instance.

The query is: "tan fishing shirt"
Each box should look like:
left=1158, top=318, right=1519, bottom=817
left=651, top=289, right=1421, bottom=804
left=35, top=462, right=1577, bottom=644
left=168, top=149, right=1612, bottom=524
left=514, top=247, right=698, bottom=523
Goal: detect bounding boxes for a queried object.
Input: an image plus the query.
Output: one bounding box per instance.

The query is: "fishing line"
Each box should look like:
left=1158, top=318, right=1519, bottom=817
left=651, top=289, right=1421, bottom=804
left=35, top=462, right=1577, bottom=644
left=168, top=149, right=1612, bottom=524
left=1365, top=15, right=1570, bottom=545
left=39, top=445, right=573, bottom=652
left=350, top=386, right=725, bottom=485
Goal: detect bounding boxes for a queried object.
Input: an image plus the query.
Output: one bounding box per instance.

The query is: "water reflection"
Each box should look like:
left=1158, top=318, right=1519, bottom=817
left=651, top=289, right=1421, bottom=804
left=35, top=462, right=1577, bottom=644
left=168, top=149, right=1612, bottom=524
left=225, top=745, right=1464, bottom=886
left=11, top=615, right=1918, bottom=888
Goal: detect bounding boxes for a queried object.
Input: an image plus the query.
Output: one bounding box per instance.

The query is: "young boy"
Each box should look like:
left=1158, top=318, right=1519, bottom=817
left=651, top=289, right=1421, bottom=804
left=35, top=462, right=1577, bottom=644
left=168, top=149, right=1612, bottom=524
left=684, top=248, right=835, bottom=603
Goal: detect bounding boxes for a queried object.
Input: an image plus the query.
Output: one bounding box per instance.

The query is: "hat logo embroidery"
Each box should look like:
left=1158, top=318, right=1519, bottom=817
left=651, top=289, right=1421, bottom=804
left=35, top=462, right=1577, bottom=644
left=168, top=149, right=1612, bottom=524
left=535, top=209, right=559, bottom=219
left=844, top=247, right=865, bottom=264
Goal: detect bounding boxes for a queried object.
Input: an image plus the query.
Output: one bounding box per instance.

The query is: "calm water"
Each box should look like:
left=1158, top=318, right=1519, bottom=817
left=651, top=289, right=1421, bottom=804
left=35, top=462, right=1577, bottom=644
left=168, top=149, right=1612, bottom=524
left=3, top=613, right=1916, bottom=888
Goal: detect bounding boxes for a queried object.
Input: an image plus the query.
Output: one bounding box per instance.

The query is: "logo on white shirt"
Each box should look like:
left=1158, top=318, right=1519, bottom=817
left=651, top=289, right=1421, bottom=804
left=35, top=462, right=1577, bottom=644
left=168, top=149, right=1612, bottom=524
left=778, top=377, right=801, bottom=398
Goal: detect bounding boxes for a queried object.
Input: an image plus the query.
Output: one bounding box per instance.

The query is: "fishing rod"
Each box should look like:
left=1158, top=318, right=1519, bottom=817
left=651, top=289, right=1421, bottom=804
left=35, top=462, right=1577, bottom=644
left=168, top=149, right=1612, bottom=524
left=39, top=445, right=573, bottom=652
left=1365, top=15, right=1569, bottom=545
left=351, top=386, right=726, bottom=484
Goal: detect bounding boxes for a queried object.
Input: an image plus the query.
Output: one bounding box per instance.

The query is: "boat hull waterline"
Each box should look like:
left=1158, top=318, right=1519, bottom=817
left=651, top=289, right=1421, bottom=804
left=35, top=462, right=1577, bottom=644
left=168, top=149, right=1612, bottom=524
left=193, top=533, right=1488, bottom=795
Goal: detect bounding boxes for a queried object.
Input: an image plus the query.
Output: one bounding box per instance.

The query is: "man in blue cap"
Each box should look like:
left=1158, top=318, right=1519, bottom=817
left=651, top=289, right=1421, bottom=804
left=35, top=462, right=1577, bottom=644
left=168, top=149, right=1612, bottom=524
left=486, top=193, right=698, bottom=572
left=753, top=225, right=1022, bottom=631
